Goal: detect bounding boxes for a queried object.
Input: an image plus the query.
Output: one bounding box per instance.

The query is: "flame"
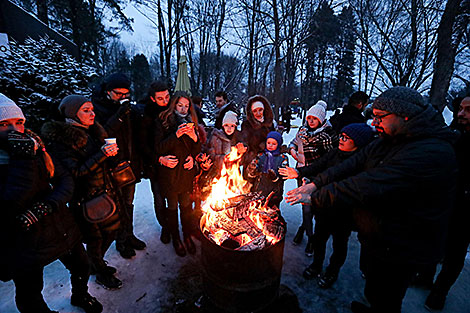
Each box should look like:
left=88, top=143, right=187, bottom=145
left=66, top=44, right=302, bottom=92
left=201, top=147, right=283, bottom=249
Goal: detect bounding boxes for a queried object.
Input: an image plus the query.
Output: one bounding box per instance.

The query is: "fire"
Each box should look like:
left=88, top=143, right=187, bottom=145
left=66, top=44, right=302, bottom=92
left=201, top=147, right=285, bottom=250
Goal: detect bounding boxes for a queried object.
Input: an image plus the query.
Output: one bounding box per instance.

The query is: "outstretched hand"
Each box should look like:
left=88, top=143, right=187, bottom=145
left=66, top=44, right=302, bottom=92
left=285, top=182, right=317, bottom=205
left=278, top=167, right=299, bottom=179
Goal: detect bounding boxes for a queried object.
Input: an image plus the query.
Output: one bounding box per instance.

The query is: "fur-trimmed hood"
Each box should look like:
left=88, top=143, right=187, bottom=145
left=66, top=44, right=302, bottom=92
left=245, top=95, right=274, bottom=129
left=41, top=120, right=107, bottom=151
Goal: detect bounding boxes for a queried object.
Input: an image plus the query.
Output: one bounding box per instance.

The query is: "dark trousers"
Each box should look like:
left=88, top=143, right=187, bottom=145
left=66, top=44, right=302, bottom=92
left=150, top=177, right=167, bottom=229
left=116, top=183, right=136, bottom=244
left=362, top=251, right=417, bottom=313
left=13, top=243, right=90, bottom=313
left=86, top=226, right=117, bottom=272
left=432, top=220, right=470, bottom=296
left=312, top=217, right=351, bottom=274
left=167, top=191, right=193, bottom=237
left=301, top=204, right=314, bottom=237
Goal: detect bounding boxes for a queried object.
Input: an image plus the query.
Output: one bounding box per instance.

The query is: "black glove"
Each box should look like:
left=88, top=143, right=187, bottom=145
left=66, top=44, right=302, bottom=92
left=117, top=99, right=131, bottom=118
left=16, top=202, right=54, bottom=231
left=7, top=131, right=36, bottom=158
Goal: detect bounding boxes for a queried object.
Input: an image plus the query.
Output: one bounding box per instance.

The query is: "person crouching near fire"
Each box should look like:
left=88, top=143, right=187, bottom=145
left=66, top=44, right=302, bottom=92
left=244, top=131, right=288, bottom=209
left=280, top=123, right=374, bottom=289
left=0, top=93, right=103, bottom=313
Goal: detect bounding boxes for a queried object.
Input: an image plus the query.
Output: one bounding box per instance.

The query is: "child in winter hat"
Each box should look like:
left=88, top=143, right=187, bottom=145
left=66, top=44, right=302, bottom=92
left=0, top=93, right=25, bottom=122
left=306, top=100, right=327, bottom=125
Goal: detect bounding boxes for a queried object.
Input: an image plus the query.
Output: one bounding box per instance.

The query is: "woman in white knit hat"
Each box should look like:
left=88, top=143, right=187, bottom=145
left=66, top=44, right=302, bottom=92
left=288, top=100, right=338, bottom=256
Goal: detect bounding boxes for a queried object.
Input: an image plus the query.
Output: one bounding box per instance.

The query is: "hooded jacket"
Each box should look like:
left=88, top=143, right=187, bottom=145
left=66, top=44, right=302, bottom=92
left=310, top=106, right=458, bottom=264
left=240, top=95, right=275, bottom=165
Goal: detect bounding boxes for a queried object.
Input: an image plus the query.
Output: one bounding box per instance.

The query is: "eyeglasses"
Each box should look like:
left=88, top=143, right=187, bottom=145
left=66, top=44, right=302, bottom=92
left=371, top=112, right=393, bottom=123
left=111, top=90, right=130, bottom=98
left=339, top=133, right=352, bottom=141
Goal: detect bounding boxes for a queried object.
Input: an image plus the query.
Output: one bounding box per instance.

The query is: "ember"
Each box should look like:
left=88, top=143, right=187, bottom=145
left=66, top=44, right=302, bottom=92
left=201, top=147, right=286, bottom=250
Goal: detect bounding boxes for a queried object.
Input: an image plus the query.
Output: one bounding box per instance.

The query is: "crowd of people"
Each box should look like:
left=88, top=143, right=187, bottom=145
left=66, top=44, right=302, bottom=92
left=0, top=72, right=469, bottom=313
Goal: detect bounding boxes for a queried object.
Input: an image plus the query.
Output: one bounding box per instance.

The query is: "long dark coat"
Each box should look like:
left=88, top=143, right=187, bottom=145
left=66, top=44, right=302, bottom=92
left=329, top=105, right=366, bottom=134
left=41, top=121, right=121, bottom=233
left=310, top=106, right=458, bottom=265
left=0, top=132, right=80, bottom=280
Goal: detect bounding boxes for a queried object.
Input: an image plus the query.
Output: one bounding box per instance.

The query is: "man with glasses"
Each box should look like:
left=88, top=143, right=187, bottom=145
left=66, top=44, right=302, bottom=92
left=286, top=86, right=458, bottom=313
left=92, top=73, right=146, bottom=260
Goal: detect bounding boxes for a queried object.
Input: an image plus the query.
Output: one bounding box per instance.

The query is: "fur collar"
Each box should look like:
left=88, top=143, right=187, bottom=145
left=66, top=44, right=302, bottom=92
left=245, top=95, right=274, bottom=129
left=41, top=120, right=107, bottom=151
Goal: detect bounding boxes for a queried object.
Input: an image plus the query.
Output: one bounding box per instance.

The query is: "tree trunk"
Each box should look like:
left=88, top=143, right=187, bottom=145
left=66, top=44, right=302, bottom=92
left=429, top=0, right=462, bottom=112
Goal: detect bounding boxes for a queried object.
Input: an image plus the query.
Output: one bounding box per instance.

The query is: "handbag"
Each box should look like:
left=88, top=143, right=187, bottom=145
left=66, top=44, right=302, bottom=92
left=111, top=160, right=136, bottom=188
left=82, top=193, right=116, bottom=223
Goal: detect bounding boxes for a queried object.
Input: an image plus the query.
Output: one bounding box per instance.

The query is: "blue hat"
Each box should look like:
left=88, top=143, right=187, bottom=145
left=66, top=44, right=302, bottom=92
left=341, top=123, right=373, bottom=148
left=267, top=131, right=283, bottom=146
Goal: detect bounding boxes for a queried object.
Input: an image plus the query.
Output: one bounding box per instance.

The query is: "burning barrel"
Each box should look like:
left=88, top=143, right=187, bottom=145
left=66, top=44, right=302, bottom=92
left=199, top=148, right=287, bottom=312
left=199, top=193, right=287, bottom=313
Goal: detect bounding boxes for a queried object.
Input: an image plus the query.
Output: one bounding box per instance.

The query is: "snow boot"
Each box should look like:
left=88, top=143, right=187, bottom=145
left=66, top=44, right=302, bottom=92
left=303, top=262, right=322, bottom=280
left=116, top=241, right=136, bottom=259
left=95, top=272, right=122, bottom=290
left=168, top=210, right=186, bottom=257
left=305, top=235, right=314, bottom=256
left=128, top=235, right=146, bottom=250
left=71, top=292, right=103, bottom=313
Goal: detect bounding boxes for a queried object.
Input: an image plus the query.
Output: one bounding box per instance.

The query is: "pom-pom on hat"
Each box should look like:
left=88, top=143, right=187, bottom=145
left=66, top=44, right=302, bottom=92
left=222, top=111, right=238, bottom=126
left=372, top=86, right=427, bottom=118
left=341, top=123, right=374, bottom=148
left=306, top=100, right=327, bottom=124
left=0, top=93, right=25, bottom=121
left=58, top=95, right=90, bottom=118
left=104, top=73, right=131, bottom=91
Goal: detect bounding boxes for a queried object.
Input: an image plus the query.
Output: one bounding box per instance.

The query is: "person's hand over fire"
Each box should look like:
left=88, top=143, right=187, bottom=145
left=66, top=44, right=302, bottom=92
left=236, top=142, right=247, bottom=155
left=159, top=155, right=178, bottom=168
left=184, top=155, right=194, bottom=170
left=278, top=166, right=299, bottom=179
left=247, top=159, right=259, bottom=177
left=196, top=153, right=212, bottom=171
left=285, top=182, right=317, bottom=205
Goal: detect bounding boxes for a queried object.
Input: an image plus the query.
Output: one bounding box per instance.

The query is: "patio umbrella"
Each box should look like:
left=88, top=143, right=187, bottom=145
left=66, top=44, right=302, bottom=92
left=175, top=55, right=192, bottom=96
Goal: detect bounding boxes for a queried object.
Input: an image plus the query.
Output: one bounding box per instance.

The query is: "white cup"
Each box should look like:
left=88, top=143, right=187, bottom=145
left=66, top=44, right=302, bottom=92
left=105, top=138, right=117, bottom=145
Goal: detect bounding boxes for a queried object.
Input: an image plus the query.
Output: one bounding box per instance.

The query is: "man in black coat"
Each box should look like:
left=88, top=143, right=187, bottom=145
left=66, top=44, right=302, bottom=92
left=286, top=87, right=458, bottom=313
left=0, top=94, right=102, bottom=313
left=136, top=81, right=174, bottom=244
left=91, top=73, right=146, bottom=259
left=425, top=96, right=470, bottom=310
left=330, top=91, right=369, bottom=133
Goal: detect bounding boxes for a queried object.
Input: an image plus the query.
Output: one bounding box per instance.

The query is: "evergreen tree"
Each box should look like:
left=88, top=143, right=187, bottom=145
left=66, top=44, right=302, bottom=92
left=0, top=37, right=95, bottom=132
left=332, top=6, right=356, bottom=109
left=131, top=54, right=152, bottom=101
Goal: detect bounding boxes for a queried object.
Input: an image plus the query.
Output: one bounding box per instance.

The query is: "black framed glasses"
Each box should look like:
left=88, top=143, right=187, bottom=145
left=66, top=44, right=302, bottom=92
left=371, top=112, right=393, bottom=123
left=339, top=133, right=352, bottom=141
left=111, top=90, right=130, bottom=98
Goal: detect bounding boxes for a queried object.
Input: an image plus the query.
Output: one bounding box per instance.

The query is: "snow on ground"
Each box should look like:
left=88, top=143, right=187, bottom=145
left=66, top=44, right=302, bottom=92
left=1, top=115, right=469, bottom=313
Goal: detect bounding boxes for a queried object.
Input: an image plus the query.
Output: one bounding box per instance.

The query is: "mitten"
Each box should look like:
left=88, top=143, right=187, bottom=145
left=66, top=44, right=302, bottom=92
left=16, top=202, right=53, bottom=231
left=117, top=99, right=132, bottom=118
left=7, top=131, right=36, bottom=158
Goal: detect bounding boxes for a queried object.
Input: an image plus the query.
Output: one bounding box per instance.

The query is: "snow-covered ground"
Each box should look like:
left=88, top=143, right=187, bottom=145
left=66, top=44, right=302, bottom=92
left=1, top=114, right=468, bottom=313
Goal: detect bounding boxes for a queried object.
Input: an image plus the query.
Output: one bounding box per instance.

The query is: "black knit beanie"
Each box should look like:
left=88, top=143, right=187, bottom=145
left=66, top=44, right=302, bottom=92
left=341, top=123, right=374, bottom=148
left=104, top=73, right=131, bottom=91
left=373, top=86, right=427, bottom=118
left=58, top=95, right=90, bottom=118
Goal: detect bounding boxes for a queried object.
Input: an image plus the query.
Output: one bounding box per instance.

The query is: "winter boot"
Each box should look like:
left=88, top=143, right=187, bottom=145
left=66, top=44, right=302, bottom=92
left=318, top=271, right=338, bottom=289
left=160, top=227, right=171, bottom=244
left=303, top=262, right=322, bottom=280
left=184, top=235, right=196, bottom=255
left=293, top=226, right=304, bottom=245
left=424, top=290, right=447, bottom=311
left=95, top=272, right=122, bottom=290
left=168, top=210, right=186, bottom=257
left=128, top=235, right=146, bottom=250
left=71, top=293, right=103, bottom=313
left=116, top=241, right=136, bottom=259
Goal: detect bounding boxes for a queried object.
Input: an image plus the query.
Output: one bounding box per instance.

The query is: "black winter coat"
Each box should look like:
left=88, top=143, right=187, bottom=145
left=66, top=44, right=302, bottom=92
left=0, top=134, right=80, bottom=279
left=329, top=105, right=366, bottom=134
left=310, top=106, right=458, bottom=265
left=156, top=113, right=202, bottom=196
left=41, top=121, right=121, bottom=233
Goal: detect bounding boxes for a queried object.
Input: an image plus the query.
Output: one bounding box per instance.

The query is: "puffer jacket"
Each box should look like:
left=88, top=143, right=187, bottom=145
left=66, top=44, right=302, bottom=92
left=240, top=95, right=275, bottom=166
left=310, top=106, right=458, bottom=265
left=41, top=121, right=121, bottom=233
left=0, top=131, right=80, bottom=279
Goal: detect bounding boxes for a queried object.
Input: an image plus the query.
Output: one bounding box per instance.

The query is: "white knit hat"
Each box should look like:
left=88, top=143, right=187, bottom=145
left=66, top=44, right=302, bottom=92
left=222, top=111, right=238, bottom=126
left=0, top=93, right=25, bottom=122
left=306, top=100, right=327, bottom=124
left=251, top=101, right=264, bottom=110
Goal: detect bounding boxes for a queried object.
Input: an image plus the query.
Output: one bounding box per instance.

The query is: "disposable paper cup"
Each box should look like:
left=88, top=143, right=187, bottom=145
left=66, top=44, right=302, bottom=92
left=105, top=138, right=117, bottom=145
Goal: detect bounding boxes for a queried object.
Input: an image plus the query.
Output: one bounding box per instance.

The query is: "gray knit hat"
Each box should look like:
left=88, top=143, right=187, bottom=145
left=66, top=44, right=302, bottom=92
left=0, top=93, right=25, bottom=121
left=58, top=95, right=90, bottom=118
left=306, top=100, right=327, bottom=124
left=373, top=86, right=427, bottom=118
